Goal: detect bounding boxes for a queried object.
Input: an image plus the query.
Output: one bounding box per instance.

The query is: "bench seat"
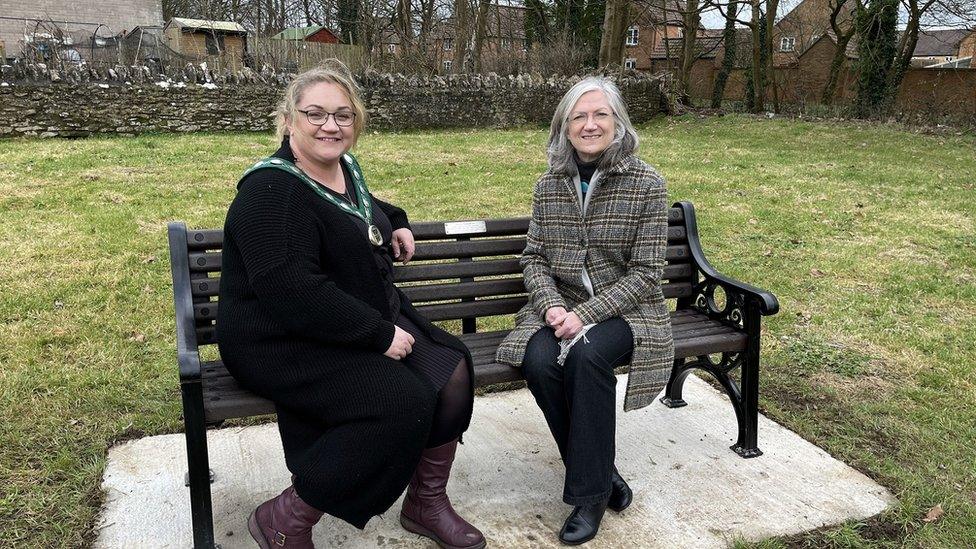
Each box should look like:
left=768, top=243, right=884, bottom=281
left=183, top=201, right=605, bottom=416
left=198, top=309, right=748, bottom=424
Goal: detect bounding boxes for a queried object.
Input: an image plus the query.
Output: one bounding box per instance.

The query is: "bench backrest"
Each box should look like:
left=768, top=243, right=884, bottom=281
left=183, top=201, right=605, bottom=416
left=174, top=207, right=694, bottom=349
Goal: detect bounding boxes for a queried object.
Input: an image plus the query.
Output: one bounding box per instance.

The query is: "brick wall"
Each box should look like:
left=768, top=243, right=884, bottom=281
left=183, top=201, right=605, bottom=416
left=0, top=69, right=665, bottom=138
left=683, top=37, right=974, bottom=123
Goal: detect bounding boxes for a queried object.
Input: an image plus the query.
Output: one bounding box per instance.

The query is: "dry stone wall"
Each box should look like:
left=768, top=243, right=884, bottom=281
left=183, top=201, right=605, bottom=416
left=0, top=64, right=664, bottom=138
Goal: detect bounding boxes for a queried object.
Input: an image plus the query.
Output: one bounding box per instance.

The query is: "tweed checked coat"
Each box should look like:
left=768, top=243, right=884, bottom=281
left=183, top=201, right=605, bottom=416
left=496, top=153, right=675, bottom=411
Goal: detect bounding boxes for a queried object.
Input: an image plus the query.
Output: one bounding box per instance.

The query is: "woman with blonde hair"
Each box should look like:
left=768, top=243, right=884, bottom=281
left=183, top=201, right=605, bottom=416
left=217, top=60, right=486, bottom=549
left=497, top=76, right=674, bottom=545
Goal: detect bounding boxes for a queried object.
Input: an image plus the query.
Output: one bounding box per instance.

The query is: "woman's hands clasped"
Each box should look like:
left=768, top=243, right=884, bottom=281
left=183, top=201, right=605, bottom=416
left=385, top=325, right=415, bottom=360
left=391, top=228, right=415, bottom=263
left=546, top=306, right=584, bottom=340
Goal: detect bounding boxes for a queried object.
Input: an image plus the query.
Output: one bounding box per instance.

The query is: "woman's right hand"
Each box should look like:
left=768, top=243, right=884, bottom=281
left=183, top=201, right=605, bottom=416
left=546, top=306, right=568, bottom=327
left=384, top=326, right=415, bottom=360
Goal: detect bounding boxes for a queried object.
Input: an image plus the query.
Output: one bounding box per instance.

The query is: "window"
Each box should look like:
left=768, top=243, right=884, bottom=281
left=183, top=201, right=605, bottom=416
left=204, top=33, right=225, bottom=55
left=387, top=43, right=396, bottom=53
left=780, top=36, right=796, bottom=52
left=443, top=38, right=453, bottom=51
left=522, top=39, right=529, bottom=52
left=443, top=60, right=452, bottom=72
left=626, top=26, right=639, bottom=46
left=624, top=58, right=637, bottom=69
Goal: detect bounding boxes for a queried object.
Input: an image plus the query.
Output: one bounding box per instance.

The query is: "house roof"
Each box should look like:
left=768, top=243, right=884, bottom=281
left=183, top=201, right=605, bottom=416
left=632, top=0, right=686, bottom=27
left=797, top=31, right=858, bottom=59
left=912, top=28, right=971, bottom=57
left=165, top=17, right=247, bottom=34
left=271, top=26, right=337, bottom=40
left=650, top=33, right=723, bottom=59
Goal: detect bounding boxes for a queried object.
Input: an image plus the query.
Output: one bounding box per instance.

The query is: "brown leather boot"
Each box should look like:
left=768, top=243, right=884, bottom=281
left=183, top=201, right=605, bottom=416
left=248, top=484, right=324, bottom=548
left=400, top=440, right=487, bottom=549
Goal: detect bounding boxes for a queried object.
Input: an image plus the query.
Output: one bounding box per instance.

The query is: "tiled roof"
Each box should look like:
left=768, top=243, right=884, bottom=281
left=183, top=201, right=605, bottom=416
left=912, top=28, right=971, bottom=57
left=271, top=26, right=338, bottom=41
left=166, top=17, right=246, bottom=34
left=650, top=34, right=723, bottom=59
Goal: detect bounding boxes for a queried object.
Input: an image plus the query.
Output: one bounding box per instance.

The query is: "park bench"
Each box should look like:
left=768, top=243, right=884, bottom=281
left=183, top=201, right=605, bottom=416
left=167, top=201, right=779, bottom=548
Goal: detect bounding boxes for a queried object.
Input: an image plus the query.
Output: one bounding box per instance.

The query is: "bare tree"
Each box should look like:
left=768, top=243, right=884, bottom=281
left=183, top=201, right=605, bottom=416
left=822, top=0, right=859, bottom=103
left=599, top=0, right=630, bottom=66
left=471, top=0, right=492, bottom=70
left=711, top=0, right=738, bottom=107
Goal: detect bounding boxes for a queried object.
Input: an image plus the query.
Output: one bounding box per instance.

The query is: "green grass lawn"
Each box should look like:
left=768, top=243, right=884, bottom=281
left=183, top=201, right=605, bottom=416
left=1, top=115, right=974, bottom=547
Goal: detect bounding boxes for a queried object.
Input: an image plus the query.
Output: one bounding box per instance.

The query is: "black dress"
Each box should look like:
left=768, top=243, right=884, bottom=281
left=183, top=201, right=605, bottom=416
left=217, top=139, right=473, bottom=528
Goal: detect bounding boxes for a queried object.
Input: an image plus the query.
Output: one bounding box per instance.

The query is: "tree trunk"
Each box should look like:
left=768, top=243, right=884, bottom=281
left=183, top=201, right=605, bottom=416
left=821, top=32, right=853, bottom=103
left=471, top=0, right=491, bottom=72
left=750, top=0, right=764, bottom=111
left=395, top=0, right=413, bottom=52
left=454, top=0, right=473, bottom=67
left=678, top=0, right=701, bottom=105
left=821, top=0, right=856, bottom=104
left=711, top=0, right=738, bottom=108
left=882, top=6, right=919, bottom=112
left=764, top=0, right=780, bottom=112
left=598, top=0, right=628, bottom=66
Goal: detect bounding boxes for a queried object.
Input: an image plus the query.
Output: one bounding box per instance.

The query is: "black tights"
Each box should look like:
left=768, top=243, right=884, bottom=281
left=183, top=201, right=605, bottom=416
left=426, top=357, right=473, bottom=448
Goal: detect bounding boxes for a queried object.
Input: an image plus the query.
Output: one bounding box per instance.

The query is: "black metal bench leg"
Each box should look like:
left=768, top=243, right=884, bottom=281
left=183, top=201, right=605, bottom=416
left=660, top=358, right=692, bottom=408
left=730, top=350, right=762, bottom=458
left=181, top=380, right=217, bottom=548
left=730, top=298, right=763, bottom=458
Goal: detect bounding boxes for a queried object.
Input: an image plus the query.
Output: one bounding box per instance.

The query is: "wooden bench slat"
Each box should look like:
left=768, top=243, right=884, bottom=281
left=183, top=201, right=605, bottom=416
left=196, top=325, right=217, bottom=345
left=410, top=218, right=531, bottom=240
left=667, top=207, right=684, bottom=223
left=395, top=258, right=522, bottom=283
left=666, top=245, right=691, bottom=261
left=410, top=238, right=527, bottom=261
left=186, top=229, right=223, bottom=251
left=667, top=226, right=687, bottom=242
left=415, top=296, right=528, bottom=321
left=664, top=263, right=695, bottom=281
left=188, top=252, right=222, bottom=273
left=204, top=396, right=275, bottom=423
left=662, top=282, right=694, bottom=299
left=674, top=332, right=748, bottom=358
left=400, top=278, right=526, bottom=303
left=459, top=330, right=509, bottom=349
left=670, top=310, right=706, bottom=324
left=191, top=277, right=220, bottom=297
left=193, top=301, right=217, bottom=321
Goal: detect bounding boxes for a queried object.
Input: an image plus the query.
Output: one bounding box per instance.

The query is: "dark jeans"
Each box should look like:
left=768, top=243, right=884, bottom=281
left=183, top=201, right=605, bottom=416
left=522, top=317, right=634, bottom=505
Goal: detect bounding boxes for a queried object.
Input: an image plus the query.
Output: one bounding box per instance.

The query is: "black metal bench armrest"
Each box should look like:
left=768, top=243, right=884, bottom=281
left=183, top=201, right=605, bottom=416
left=179, top=350, right=203, bottom=382
left=675, top=201, right=779, bottom=316
left=169, top=221, right=204, bottom=381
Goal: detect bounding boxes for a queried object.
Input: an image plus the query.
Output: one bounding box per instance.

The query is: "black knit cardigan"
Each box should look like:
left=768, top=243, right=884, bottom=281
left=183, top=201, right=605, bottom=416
left=216, top=141, right=474, bottom=429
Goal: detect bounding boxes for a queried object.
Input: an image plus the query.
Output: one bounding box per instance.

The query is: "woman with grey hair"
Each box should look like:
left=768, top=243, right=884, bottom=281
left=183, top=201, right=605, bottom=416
left=497, top=76, right=674, bottom=545
left=218, top=60, right=486, bottom=549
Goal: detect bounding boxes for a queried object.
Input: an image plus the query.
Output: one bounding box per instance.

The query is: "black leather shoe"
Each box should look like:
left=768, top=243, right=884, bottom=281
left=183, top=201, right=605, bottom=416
left=607, top=469, right=633, bottom=513
left=558, top=501, right=607, bottom=545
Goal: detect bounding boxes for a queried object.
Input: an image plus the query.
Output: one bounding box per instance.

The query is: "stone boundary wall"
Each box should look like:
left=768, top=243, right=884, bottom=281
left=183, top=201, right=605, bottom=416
left=0, top=64, right=665, bottom=138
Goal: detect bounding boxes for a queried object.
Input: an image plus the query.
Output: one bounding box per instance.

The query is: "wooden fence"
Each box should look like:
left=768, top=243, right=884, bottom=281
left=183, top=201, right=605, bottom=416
left=248, top=38, right=363, bottom=72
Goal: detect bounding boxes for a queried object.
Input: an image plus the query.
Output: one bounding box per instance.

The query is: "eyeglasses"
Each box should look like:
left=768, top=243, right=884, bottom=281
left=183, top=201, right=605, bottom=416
left=297, top=109, right=356, bottom=127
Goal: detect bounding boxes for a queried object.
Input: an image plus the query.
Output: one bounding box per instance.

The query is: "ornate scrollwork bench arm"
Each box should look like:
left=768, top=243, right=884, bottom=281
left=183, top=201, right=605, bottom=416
left=662, top=202, right=780, bottom=459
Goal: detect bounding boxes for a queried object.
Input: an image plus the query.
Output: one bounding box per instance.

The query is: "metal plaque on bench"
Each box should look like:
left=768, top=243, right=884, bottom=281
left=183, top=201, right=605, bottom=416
left=444, top=220, right=487, bottom=235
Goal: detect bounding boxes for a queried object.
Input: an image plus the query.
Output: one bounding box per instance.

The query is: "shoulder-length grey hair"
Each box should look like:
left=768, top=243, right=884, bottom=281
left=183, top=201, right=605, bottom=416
left=546, top=76, right=639, bottom=175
